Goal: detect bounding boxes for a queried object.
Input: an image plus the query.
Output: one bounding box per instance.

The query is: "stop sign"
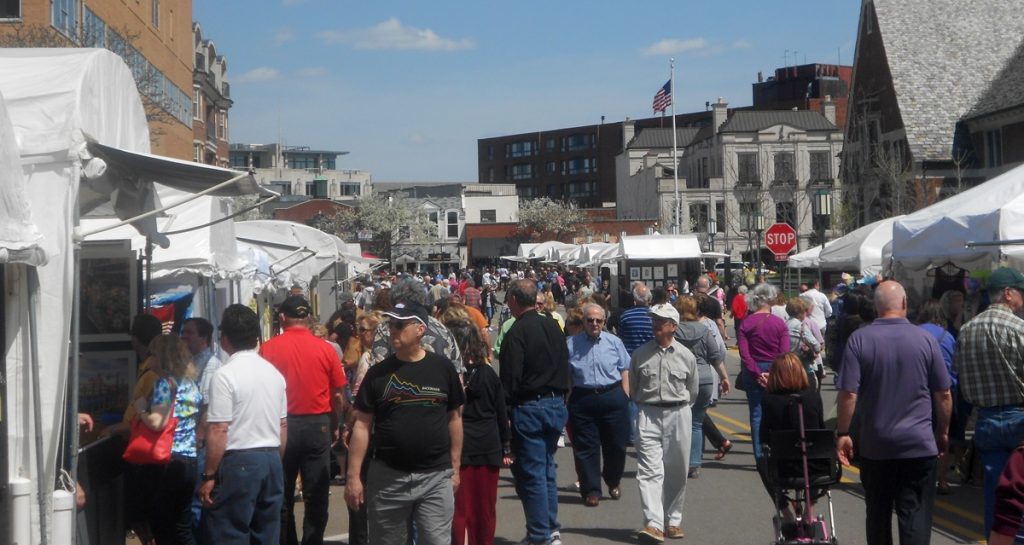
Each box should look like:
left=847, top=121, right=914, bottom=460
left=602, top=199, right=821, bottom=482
left=765, top=223, right=797, bottom=256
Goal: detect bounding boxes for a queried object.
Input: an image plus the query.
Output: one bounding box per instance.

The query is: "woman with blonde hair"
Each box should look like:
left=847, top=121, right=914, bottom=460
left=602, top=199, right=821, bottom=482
left=131, top=335, right=202, bottom=545
left=541, top=290, right=565, bottom=332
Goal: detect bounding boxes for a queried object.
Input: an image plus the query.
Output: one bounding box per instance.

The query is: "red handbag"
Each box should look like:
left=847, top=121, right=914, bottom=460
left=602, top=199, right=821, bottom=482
left=122, top=381, right=178, bottom=465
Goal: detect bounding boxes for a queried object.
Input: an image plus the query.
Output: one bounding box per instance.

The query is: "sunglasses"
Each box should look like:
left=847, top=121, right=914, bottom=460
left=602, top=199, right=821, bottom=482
left=586, top=318, right=604, bottom=324
left=387, top=320, right=418, bottom=330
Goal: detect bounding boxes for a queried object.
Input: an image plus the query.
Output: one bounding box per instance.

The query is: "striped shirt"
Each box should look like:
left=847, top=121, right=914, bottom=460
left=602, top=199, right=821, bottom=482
left=954, top=304, right=1024, bottom=407
left=618, top=306, right=654, bottom=355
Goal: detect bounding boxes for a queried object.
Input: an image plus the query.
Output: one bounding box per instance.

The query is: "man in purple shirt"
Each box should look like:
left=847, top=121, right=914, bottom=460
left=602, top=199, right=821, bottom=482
left=836, top=281, right=952, bottom=545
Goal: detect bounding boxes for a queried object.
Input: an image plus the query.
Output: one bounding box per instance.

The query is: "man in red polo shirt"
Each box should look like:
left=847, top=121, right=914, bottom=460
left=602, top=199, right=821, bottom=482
left=260, top=295, right=347, bottom=545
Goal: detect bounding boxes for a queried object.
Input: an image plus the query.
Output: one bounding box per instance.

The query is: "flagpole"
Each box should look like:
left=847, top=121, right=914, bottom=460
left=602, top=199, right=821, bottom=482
left=670, top=58, right=680, bottom=234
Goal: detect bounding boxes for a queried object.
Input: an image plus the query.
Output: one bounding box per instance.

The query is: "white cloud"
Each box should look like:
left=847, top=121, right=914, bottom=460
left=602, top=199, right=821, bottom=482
left=408, top=133, right=428, bottom=145
left=235, top=67, right=280, bottom=83
left=273, top=27, right=295, bottom=47
left=297, top=67, right=328, bottom=78
left=641, top=38, right=707, bottom=56
left=317, top=18, right=475, bottom=51
left=731, top=39, right=753, bottom=50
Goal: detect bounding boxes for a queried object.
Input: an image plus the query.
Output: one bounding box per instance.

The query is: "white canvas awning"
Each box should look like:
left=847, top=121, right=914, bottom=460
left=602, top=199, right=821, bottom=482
left=819, top=216, right=903, bottom=277
left=0, top=90, right=45, bottom=266
left=619, top=234, right=704, bottom=260
left=235, top=220, right=340, bottom=289
left=892, top=162, right=1024, bottom=270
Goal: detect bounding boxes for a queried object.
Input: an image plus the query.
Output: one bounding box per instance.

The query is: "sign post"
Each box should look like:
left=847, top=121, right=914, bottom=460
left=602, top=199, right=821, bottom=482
left=765, top=223, right=797, bottom=262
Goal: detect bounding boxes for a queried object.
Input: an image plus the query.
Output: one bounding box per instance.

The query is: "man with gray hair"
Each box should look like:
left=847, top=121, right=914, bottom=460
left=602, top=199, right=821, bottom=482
left=618, top=282, right=655, bottom=355
left=694, top=275, right=728, bottom=341
left=371, top=277, right=463, bottom=373
left=566, top=303, right=631, bottom=507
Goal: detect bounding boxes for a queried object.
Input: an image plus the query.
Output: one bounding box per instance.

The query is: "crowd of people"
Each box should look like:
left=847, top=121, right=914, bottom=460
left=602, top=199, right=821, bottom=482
left=92, top=260, right=1024, bottom=545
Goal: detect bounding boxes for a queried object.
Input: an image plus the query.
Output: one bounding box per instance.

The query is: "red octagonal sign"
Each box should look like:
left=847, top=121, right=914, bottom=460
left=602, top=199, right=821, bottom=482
left=765, top=222, right=798, bottom=256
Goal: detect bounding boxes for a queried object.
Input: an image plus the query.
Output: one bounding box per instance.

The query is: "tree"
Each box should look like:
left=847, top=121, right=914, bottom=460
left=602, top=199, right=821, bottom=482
left=516, top=197, right=585, bottom=241
left=326, top=193, right=435, bottom=269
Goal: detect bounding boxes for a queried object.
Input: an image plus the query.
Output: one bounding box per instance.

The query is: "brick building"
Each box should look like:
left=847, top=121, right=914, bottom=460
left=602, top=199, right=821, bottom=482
left=0, top=0, right=196, bottom=159
left=752, top=63, right=852, bottom=129
left=192, top=22, right=231, bottom=166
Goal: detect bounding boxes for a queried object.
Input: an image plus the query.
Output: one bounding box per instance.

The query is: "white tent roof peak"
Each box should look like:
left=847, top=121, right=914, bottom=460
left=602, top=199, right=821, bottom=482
left=619, top=233, right=703, bottom=260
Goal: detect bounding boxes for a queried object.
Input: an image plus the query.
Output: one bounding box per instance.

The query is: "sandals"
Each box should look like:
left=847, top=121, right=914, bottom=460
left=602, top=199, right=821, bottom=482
left=714, top=440, right=733, bottom=460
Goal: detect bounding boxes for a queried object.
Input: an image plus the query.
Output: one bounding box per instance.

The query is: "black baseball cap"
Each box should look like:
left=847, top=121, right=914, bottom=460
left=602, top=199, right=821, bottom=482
left=381, top=302, right=429, bottom=327
left=279, top=295, right=311, bottom=319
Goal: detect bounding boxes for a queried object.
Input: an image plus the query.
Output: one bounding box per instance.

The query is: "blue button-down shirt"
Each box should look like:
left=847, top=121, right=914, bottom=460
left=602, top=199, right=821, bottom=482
left=567, top=331, right=630, bottom=388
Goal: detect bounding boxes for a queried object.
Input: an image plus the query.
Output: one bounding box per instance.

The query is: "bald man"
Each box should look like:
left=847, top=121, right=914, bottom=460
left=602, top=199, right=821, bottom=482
left=835, top=281, right=952, bottom=545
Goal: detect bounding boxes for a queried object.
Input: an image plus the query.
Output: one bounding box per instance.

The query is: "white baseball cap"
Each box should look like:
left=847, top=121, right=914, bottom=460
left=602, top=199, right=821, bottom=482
left=648, top=303, right=680, bottom=324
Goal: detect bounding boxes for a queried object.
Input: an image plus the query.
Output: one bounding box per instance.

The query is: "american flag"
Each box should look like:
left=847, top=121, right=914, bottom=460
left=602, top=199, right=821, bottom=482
left=652, top=80, right=672, bottom=113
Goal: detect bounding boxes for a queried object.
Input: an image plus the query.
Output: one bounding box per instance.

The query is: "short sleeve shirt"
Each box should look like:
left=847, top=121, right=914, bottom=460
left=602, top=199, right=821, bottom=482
left=260, top=327, right=346, bottom=415
left=355, top=352, right=465, bottom=472
left=151, top=377, right=202, bottom=457
left=207, top=350, right=288, bottom=451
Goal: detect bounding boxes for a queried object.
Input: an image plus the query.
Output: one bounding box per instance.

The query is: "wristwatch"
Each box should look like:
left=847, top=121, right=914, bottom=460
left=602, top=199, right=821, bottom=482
left=836, top=431, right=851, bottom=438
left=200, top=472, right=218, bottom=482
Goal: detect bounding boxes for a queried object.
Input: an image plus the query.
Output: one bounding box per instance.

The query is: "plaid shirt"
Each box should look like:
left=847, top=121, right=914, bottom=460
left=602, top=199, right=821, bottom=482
left=954, top=304, right=1024, bottom=407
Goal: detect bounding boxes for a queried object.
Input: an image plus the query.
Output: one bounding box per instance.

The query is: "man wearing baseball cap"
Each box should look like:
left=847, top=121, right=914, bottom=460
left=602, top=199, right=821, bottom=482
left=955, top=267, right=1024, bottom=536
left=260, top=295, right=347, bottom=545
left=345, top=302, right=465, bottom=545
left=628, top=303, right=699, bottom=542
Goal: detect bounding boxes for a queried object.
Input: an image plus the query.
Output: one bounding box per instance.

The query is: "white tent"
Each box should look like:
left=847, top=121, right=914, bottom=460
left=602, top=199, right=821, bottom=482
left=818, top=216, right=903, bottom=277
left=891, top=163, right=1024, bottom=270
left=235, top=220, right=341, bottom=290
left=576, top=242, right=622, bottom=267
left=618, top=234, right=704, bottom=260
left=788, top=239, right=843, bottom=269
left=0, top=90, right=46, bottom=267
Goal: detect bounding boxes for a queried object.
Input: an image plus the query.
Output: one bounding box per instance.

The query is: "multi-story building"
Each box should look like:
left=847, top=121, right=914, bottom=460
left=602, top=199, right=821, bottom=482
left=192, top=22, right=231, bottom=167
left=618, top=98, right=843, bottom=262
left=752, top=63, right=852, bottom=129
left=0, top=0, right=196, bottom=159
left=842, top=0, right=1024, bottom=227
left=229, top=143, right=373, bottom=200
left=478, top=112, right=712, bottom=209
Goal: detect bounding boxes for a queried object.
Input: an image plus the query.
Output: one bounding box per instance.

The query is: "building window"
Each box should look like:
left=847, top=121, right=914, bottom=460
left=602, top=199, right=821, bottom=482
left=192, top=88, right=201, bottom=120
left=519, top=186, right=538, bottom=199
left=986, top=129, right=1003, bottom=168
left=509, top=141, right=536, bottom=158
left=287, top=155, right=316, bottom=170
left=809, top=151, right=831, bottom=182
left=689, top=203, right=709, bottom=232
left=151, top=0, right=160, bottom=28
left=480, top=210, right=497, bottom=223
left=217, top=110, right=227, bottom=140
left=193, top=143, right=202, bottom=163
left=715, top=202, right=725, bottom=233
left=737, top=153, right=759, bottom=184
left=340, top=183, right=360, bottom=196
left=429, top=211, right=439, bottom=225
left=510, top=163, right=533, bottom=181
left=487, top=167, right=494, bottom=182
left=564, top=133, right=591, bottom=152
left=773, top=152, right=794, bottom=182
left=740, top=202, right=760, bottom=230
left=546, top=161, right=557, bottom=174
left=487, top=145, right=493, bottom=160
left=567, top=181, right=597, bottom=199
left=82, top=8, right=105, bottom=46
left=566, top=157, right=596, bottom=175
left=775, top=202, right=795, bottom=226
left=548, top=183, right=562, bottom=199
left=1, top=0, right=20, bottom=19
left=446, top=211, right=459, bottom=239
left=545, top=138, right=556, bottom=151
left=305, top=180, right=328, bottom=198
left=52, top=0, right=78, bottom=39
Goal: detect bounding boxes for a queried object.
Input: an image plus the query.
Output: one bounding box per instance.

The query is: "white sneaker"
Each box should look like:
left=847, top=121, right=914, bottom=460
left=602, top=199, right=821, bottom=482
left=514, top=537, right=547, bottom=545
left=557, top=435, right=566, bottom=448
left=550, top=531, right=563, bottom=545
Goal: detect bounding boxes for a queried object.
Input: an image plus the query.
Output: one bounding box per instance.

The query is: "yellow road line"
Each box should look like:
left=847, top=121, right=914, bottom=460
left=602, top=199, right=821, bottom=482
left=708, top=408, right=751, bottom=431
left=932, top=516, right=986, bottom=544
left=935, top=500, right=985, bottom=525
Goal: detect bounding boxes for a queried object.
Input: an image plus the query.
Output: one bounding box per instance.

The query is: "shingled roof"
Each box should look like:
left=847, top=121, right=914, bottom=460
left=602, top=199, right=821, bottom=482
left=718, top=110, right=837, bottom=133
left=627, top=128, right=701, bottom=149
left=870, top=0, right=1024, bottom=161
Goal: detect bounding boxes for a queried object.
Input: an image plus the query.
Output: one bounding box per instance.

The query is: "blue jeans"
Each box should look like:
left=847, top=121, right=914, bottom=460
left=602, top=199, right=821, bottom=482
left=510, top=396, right=568, bottom=543
left=201, top=448, right=284, bottom=545
left=974, top=405, right=1024, bottom=535
left=690, top=382, right=714, bottom=468
left=744, top=361, right=772, bottom=459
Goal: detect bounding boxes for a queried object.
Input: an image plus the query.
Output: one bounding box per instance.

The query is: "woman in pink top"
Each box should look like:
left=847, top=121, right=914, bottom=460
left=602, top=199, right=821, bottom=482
left=737, top=283, right=790, bottom=459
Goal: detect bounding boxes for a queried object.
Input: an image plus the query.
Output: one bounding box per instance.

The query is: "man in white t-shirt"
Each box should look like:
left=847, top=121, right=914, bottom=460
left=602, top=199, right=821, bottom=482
left=198, top=304, right=288, bottom=544
left=801, top=279, right=833, bottom=333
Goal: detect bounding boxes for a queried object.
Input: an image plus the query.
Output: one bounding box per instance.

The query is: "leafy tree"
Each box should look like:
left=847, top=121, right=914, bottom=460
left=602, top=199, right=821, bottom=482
left=516, top=197, right=585, bottom=241
left=326, top=193, right=435, bottom=269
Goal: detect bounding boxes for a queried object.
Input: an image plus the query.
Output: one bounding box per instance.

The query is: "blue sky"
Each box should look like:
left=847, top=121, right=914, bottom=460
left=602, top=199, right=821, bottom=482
left=193, top=1, right=861, bottom=182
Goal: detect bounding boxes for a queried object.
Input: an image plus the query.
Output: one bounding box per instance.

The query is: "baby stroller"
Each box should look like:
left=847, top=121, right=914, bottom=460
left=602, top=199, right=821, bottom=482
left=763, top=395, right=843, bottom=545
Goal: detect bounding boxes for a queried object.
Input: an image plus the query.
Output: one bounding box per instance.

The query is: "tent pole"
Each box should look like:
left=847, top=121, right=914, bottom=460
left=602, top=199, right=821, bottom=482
left=27, top=267, right=50, bottom=545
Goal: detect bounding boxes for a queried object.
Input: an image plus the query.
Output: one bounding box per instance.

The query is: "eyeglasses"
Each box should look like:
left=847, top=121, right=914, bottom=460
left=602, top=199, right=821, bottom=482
left=535, top=301, right=545, bottom=306
left=387, top=320, right=417, bottom=330
left=586, top=318, right=604, bottom=324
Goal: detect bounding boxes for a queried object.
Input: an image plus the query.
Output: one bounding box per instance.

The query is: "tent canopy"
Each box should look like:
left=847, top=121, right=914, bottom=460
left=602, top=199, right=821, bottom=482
left=819, top=216, right=903, bottom=276
left=892, top=162, right=1024, bottom=270
left=619, top=234, right=703, bottom=260
left=0, top=90, right=45, bottom=266
left=235, top=220, right=340, bottom=288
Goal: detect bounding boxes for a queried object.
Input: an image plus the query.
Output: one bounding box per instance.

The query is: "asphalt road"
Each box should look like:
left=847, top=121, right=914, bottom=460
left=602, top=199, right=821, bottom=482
left=306, top=334, right=986, bottom=545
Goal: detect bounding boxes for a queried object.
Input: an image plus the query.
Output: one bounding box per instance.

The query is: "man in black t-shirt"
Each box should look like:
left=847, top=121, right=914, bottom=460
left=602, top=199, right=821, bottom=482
left=345, top=302, right=465, bottom=545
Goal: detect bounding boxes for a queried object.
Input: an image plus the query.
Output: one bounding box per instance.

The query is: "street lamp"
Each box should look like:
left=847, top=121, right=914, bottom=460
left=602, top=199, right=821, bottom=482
left=812, top=187, right=834, bottom=286
left=707, top=218, right=717, bottom=252
left=753, top=214, right=765, bottom=272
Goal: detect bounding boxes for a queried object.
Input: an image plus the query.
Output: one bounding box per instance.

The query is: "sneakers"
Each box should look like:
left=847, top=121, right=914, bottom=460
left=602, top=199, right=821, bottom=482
left=637, top=526, right=665, bottom=543
left=666, top=526, right=685, bottom=539
left=514, top=538, right=546, bottom=545
left=550, top=531, right=563, bottom=545
left=515, top=532, right=562, bottom=545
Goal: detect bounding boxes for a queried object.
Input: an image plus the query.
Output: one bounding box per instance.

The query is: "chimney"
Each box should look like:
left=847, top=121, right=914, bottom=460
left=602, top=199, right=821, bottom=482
left=822, top=94, right=836, bottom=125
left=712, top=97, right=728, bottom=133
left=623, top=118, right=635, bottom=147
left=757, top=71, right=763, bottom=83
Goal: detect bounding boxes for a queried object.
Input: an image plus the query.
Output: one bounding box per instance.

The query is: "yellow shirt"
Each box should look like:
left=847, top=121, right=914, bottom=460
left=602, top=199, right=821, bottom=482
left=122, top=356, right=158, bottom=424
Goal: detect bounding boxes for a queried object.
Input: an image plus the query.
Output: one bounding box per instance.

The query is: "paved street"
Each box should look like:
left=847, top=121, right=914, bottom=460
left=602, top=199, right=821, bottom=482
left=304, top=340, right=986, bottom=545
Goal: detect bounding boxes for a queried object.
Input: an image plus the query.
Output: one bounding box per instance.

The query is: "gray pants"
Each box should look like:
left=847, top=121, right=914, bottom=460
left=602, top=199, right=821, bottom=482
left=367, top=460, right=454, bottom=545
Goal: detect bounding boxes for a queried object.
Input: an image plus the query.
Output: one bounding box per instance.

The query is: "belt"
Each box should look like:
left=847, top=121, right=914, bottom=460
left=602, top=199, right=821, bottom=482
left=515, top=390, right=564, bottom=403
left=226, top=447, right=279, bottom=454
left=573, top=381, right=622, bottom=394
left=645, top=401, right=688, bottom=408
